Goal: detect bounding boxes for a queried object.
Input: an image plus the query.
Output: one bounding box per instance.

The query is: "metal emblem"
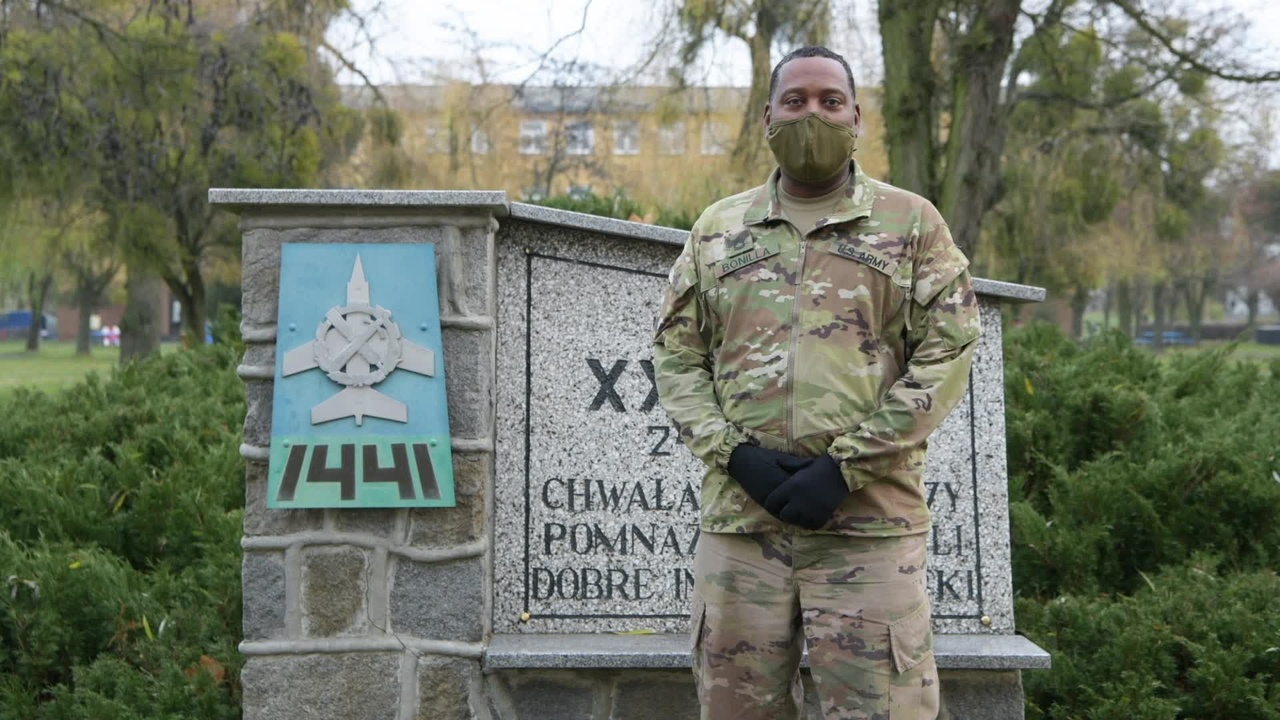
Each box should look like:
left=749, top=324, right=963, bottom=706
left=281, top=255, right=435, bottom=425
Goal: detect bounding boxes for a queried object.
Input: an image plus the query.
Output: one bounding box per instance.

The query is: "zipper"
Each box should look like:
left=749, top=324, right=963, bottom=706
left=785, top=227, right=807, bottom=454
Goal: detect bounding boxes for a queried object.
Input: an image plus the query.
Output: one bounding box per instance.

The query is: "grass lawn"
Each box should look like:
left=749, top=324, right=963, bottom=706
left=0, top=339, right=123, bottom=395
left=1152, top=340, right=1280, bottom=363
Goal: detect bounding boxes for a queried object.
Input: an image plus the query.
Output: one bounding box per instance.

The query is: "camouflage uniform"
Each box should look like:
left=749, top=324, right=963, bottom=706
left=653, top=163, right=978, bottom=718
left=692, top=532, right=937, bottom=720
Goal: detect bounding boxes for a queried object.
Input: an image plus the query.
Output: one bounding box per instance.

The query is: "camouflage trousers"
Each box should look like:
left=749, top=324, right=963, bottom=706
left=690, top=531, right=939, bottom=720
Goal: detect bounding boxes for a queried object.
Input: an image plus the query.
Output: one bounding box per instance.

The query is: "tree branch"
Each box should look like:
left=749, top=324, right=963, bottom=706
left=1109, top=0, right=1280, bottom=83
left=319, top=37, right=387, bottom=108
left=1012, top=67, right=1177, bottom=110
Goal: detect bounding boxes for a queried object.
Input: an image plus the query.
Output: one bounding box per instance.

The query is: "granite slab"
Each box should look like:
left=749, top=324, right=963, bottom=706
left=483, top=633, right=1051, bottom=671
left=208, top=188, right=509, bottom=212
left=493, top=221, right=1019, bottom=637
left=508, top=203, right=687, bottom=246
left=493, top=221, right=703, bottom=635
left=926, top=303, right=1015, bottom=635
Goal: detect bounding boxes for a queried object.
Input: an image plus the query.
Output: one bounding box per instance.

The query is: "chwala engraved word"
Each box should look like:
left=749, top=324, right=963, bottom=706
left=282, top=255, right=435, bottom=425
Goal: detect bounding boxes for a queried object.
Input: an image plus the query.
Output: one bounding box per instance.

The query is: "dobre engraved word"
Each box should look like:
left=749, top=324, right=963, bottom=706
left=530, top=566, right=657, bottom=601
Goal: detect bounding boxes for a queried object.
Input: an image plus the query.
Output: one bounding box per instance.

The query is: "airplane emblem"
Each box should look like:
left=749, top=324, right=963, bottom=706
left=281, top=255, right=435, bottom=426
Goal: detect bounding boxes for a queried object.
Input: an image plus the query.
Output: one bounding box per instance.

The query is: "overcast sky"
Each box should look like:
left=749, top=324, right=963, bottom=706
left=328, top=0, right=1280, bottom=89
left=325, top=0, right=1279, bottom=165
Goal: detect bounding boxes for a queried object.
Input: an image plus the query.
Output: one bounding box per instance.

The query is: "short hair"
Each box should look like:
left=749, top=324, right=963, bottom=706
left=768, top=46, right=857, bottom=102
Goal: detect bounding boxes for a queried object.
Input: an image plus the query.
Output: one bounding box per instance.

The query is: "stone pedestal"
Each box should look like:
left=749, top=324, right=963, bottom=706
left=213, top=189, right=1048, bottom=720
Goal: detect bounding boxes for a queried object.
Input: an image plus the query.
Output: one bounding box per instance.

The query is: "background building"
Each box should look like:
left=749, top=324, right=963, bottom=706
left=342, top=82, right=888, bottom=216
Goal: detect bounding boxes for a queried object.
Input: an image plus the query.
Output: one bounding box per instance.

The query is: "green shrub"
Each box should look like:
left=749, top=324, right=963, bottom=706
left=529, top=190, right=699, bottom=230
left=1005, top=326, right=1280, bottom=598
left=1019, top=558, right=1280, bottom=720
left=529, top=190, right=647, bottom=221
left=1006, top=324, right=1280, bottom=718
left=0, top=344, right=244, bottom=719
left=0, top=344, right=244, bottom=569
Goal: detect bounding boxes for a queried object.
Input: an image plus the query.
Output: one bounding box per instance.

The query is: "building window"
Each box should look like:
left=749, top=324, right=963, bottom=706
left=613, top=120, right=640, bottom=155
left=700, top=121, right=729, bottom=155
left=658, top=122, right=685, bottom=156
left=425, top=121, right=450, bottom=154
left=470, top=124, right=490, bottom=155
left=520, top=120, right=547, bottom=155
left=566, top=120, right=594, bottom=155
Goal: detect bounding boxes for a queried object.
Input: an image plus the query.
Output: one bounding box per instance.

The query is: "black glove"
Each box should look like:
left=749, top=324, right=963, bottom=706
left=764, top=454, right=849, bottom=530
left=728, top=444, right=812, bottom=511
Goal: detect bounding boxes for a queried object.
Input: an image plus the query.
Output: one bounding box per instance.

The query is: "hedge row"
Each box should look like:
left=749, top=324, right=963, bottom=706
left=3, top=317, right=1278, bottom=718
left=1005, top=325, right=1280, bottom=718
left=0, top=340, right=245, bottom=719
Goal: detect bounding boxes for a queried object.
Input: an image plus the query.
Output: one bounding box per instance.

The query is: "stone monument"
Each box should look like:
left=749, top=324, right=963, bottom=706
left=213, top=188, right=1049, bottom=720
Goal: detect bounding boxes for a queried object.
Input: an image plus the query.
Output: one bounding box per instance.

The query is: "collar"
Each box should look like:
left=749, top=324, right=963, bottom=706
left=742, top=161, right=876, bottom=228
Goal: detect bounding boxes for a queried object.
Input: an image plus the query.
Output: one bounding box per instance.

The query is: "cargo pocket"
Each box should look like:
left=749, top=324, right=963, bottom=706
left=887, top=603, right=940, bottom=718
left=689, top=593, right=706, bottom=651
left=689, top=592, right=709, bottom=703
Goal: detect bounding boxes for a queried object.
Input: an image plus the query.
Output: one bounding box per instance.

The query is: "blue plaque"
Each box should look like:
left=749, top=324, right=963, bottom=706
left=267, top=243, right=454, bottom=508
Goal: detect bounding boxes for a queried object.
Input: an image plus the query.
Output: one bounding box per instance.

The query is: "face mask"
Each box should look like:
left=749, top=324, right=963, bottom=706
left=766, top=113, right=856, bottom=184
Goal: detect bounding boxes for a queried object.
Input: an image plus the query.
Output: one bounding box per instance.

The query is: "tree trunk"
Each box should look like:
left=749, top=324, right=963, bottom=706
left=75, top=289, right=93, bottom=356
left=183, top=261, right=208, bottom=347
left=1184, top=278, right=1208, bottom=342
left=1152, top=281, right=1166, bottom=350
left=1103, top=283, right=1113, bottom=333
left=1116, top=279, right=1133, bottom=338
left=1246, top=288, right=1259, bottom=328
left=1132, top=279, right=1147, bottom=338
left=25, top=272, right=53, bottom=352
left=164, top=253, right=208, bottom=349
left=731, top=9, right=777, bottom=177
left=1070, top=284, right=1088, bottom=339
left=120, top=268, right=165, bottom=363
left=878, top=0, right=941, bottom=198
left=937, top=0, right=1022, bottom=258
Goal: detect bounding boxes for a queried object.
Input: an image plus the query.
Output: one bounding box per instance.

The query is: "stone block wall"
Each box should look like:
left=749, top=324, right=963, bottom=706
left=482, top=669, right=1021, bottom=719
left=233, top=204, right=502, bottom=720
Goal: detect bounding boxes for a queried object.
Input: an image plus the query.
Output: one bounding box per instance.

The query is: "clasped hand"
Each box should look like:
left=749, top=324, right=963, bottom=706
left=727, top=444, right=850, bottom=530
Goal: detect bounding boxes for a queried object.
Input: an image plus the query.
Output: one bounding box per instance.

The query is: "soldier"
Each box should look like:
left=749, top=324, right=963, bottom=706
left=653, top=46, right=980, bottom=720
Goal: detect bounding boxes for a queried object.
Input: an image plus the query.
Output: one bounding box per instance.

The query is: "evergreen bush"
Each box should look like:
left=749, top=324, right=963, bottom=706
left=0, top=341, right=244, bottom=719
left=4, top=312, right=1278, bottom=718
left=1006, top=324, right=1280, bottom=717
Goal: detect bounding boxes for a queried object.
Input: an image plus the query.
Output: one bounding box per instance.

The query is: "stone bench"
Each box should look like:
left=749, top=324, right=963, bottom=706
left=485, top=633, right=1050, bottom=671
left=483, top=634, right=1049, bottom=719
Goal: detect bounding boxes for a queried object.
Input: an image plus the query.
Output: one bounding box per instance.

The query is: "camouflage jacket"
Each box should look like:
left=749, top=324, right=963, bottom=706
left=653, top=163, right=980, bottom=537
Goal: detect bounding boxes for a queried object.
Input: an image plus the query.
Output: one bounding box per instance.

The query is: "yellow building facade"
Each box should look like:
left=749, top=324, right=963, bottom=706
left=344, top=82, right=888, bottom=217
